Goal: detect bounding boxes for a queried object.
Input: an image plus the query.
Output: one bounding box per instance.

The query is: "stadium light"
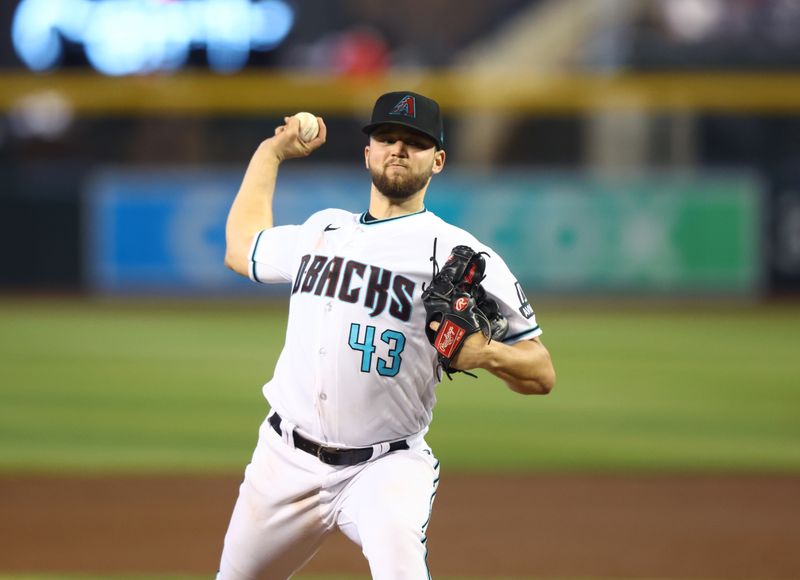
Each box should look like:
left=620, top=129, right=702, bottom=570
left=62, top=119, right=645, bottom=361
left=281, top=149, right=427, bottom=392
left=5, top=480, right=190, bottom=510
left=12, top=0, right=294, bottom=75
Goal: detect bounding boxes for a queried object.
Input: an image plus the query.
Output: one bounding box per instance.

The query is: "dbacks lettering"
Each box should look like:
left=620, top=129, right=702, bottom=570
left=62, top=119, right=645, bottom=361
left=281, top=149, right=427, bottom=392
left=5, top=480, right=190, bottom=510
left=292, top=254, right=415, bottom=321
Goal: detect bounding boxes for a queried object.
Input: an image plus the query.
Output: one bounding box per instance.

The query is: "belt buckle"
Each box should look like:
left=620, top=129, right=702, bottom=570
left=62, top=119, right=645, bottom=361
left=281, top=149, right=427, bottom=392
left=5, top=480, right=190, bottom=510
left=317, top=445, right=344, bottom=465
left=317, top=445, right=337, bottom=463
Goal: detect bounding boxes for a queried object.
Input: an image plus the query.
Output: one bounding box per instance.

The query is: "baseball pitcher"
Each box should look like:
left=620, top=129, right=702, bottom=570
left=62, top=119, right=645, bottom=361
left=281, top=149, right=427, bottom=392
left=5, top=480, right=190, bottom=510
left=217, top=91, right=556, bottom=579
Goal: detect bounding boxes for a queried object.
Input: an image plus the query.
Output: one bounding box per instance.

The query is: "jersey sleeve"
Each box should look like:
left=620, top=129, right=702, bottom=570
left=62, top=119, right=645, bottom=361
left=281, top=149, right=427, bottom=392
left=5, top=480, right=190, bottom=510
left=480, top=251, right=542, bottom=344
left=248, top=226, right=301, bottom=284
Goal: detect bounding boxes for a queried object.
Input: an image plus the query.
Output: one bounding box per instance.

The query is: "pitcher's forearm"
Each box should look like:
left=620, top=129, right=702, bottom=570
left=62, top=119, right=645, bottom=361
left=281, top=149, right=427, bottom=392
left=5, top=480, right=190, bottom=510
left=479, top=339, right=556, bottom=395
left=225, top=116, right=326, bottom=276
left=224, top=144, right=281, bottom=274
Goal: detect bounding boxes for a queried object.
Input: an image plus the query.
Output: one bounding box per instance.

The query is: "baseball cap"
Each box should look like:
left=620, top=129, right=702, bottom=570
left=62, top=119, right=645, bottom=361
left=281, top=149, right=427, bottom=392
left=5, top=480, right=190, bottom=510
left=362, top=91, right=444, bottom=149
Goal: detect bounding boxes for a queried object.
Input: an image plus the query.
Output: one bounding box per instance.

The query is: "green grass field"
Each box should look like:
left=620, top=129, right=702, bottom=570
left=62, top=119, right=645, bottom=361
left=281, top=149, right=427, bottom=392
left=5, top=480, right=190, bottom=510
left=1, top=298, right=798, bottom=473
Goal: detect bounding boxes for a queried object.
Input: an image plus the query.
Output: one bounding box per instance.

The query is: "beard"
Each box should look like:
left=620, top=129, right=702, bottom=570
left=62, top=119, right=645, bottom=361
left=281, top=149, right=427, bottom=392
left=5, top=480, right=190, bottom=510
left=370, top=162, right=432, bottom=200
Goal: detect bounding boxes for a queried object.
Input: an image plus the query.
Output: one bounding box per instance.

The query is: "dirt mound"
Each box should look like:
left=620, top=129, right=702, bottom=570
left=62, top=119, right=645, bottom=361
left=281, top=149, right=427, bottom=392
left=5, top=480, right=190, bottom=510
left=1, top=473, right=798, bottom=578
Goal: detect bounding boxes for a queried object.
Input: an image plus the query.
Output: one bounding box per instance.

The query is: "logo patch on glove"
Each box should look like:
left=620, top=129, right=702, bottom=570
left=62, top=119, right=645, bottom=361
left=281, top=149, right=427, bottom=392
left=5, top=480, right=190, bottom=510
left=454, top=296, right=469, bottom=311
left=435, top=320, right=465, bottom=358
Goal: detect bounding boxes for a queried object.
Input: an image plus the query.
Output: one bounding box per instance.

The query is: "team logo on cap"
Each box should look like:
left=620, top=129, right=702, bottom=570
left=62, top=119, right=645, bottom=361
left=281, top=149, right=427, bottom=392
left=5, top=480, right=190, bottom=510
left=389, top=95, right=416, bottom=118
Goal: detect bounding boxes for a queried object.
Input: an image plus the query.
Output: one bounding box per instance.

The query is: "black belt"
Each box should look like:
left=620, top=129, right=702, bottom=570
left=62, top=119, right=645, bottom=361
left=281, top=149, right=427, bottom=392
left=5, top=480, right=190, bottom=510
left=268, top=412, right=409, bottom=466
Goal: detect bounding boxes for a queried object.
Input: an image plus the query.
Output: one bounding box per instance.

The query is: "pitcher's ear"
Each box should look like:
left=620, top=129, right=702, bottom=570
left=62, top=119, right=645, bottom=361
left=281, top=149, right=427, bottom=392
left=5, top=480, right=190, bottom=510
left=432, top=149, right=446, bottom=174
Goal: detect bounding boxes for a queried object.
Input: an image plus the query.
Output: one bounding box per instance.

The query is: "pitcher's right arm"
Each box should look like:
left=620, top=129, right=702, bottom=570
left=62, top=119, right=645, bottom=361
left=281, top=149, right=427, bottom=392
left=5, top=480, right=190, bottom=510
left=224, top=116, right=326, bottom=276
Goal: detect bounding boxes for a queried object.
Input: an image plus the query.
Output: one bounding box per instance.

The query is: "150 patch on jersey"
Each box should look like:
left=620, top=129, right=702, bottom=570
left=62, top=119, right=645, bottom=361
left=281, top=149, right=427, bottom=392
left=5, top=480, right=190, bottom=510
left=515, top=282, right=534, bottom=319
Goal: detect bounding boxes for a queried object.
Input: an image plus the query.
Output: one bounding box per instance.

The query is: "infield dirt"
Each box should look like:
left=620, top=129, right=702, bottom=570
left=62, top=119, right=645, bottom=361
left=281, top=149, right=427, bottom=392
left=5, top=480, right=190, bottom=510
left=1, top=473, right=799, bottom=578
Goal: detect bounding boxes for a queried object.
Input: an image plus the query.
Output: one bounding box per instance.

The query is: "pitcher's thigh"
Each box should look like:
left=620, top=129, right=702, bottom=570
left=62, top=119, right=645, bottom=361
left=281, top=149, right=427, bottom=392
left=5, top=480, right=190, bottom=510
left=217, top=476, right=330, bottom=580
left=337, top=451, right=440, bottom=579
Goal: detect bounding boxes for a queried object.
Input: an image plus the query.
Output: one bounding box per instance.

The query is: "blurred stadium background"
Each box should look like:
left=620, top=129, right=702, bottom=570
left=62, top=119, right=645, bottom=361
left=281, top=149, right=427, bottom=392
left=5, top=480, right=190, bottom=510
left=0, top=0, right=799, bottom=296
left=1, top=1, right=799, bottom=579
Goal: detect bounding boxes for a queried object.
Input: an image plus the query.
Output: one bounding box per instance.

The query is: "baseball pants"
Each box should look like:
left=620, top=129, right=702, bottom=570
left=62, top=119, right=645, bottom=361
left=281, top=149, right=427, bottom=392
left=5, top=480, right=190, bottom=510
left=216, top=416, right=440, bottom=579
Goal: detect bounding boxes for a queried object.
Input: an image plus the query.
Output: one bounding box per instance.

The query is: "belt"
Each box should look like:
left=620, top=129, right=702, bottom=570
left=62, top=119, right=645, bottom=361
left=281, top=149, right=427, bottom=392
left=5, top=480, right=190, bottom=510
left=268, top=412, right=409, bottom=466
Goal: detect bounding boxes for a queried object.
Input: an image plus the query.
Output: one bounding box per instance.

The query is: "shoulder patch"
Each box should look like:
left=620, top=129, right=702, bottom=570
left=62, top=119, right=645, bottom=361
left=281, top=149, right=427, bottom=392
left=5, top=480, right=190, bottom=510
left=515, top=282, right=534, bottom=319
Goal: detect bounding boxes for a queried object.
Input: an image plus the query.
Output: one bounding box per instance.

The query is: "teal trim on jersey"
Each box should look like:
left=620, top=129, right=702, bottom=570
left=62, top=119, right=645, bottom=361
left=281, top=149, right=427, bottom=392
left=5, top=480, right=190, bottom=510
left=249, top=230, right=265, bottom=283
left=420, top=459, right=440, bottom=579
left=502, top=325, right=541, bottom=343
left=358, top=208, right=427, bottom=225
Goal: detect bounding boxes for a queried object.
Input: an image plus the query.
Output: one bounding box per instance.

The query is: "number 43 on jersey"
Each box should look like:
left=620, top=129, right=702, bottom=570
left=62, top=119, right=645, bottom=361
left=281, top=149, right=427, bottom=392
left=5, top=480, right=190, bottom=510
left=348, top=323, right=406, bottom=377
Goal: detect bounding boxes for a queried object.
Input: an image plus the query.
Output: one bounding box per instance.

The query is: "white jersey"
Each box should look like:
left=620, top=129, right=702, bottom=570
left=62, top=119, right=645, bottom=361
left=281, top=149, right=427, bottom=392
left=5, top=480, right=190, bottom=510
left=248, top=207, right=542, bottom=448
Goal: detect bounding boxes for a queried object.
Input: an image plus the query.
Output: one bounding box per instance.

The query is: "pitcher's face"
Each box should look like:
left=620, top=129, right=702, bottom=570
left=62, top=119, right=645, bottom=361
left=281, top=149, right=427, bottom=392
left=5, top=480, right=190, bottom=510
left=365, top=126, right=445, bottom=200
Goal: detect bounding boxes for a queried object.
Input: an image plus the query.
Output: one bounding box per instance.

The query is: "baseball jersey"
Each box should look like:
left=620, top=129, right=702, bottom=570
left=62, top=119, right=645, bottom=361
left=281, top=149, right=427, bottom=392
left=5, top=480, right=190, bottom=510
left=249, top=208, right=542, bottom=447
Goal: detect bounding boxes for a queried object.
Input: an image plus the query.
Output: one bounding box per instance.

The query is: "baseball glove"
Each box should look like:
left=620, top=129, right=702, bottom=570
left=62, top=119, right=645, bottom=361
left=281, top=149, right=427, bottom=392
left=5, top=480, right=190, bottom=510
left=421, top=244, right=508, bottom=378
left=473, top=283, right=509, bottom=342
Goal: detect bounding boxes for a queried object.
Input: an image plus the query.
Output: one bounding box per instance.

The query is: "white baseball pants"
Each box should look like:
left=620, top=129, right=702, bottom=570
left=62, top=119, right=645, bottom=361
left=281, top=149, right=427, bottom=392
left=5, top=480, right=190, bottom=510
left=216, top=417, right=440, bottom=579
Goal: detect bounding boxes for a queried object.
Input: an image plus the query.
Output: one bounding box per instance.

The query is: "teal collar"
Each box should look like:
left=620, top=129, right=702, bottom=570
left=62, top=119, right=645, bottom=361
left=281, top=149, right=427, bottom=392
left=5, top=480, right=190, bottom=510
left=359, top=208, right=427, bottom=225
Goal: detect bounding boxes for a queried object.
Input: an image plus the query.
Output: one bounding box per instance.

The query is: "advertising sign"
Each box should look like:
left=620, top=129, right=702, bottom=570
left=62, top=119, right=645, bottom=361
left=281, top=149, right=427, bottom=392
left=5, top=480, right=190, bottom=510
left=85, top=168, right=762, bottom=295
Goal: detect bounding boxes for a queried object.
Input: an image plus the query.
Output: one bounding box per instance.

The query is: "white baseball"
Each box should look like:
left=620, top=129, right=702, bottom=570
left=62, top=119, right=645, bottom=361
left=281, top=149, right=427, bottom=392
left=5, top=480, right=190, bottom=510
left=293, top=112, right=319, bottom=142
